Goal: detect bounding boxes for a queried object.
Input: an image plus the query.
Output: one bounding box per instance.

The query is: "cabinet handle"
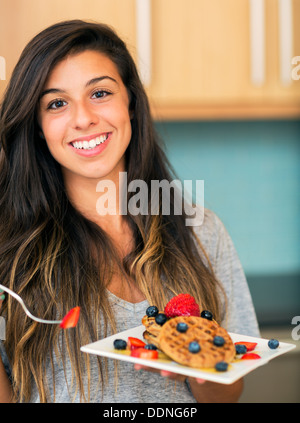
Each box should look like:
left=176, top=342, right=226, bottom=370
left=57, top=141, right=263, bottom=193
left=249, top=0, right=265, bottom=86
left=278, top=0, right=293, bottom=86
left=136, top=0, right=152, bottom=86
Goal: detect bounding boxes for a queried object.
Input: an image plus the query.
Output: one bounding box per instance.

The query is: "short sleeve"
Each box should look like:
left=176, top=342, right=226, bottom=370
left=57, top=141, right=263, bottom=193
left=193, top=209, right=260, bottom=337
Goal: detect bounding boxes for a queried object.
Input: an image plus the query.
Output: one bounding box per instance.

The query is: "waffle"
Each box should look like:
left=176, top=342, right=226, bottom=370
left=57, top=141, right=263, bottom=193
left=158, top=316, right=235, bottom=368
left=142, top=314, right=163, bottom=348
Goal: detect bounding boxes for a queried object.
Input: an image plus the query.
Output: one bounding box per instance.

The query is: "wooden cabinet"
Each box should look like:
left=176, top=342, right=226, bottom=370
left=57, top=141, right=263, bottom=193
left=0, top=0, right=137, bottom=96
left=0, top=0, right=299, bottom=120
left=147, top=0, right=300, bottom=119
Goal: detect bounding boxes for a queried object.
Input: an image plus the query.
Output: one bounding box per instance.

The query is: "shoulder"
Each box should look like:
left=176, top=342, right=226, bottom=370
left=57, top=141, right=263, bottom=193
left=191, top=207, right=230, bottom=267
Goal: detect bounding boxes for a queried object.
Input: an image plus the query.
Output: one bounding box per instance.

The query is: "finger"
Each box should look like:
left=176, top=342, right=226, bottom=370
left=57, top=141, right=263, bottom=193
left=134, top=363, right=160, bottom=373
left=134, top=365, right=186, bottom=382
left=134, top=364, right=143, bottom=371
left=134, top=364, right=205, bottom=385
left=160, top=370, right=186, bottom=382
left=196, top=378, right=206, bottom=384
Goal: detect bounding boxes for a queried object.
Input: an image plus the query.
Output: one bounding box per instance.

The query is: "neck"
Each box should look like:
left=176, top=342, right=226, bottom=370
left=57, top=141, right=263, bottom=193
left=63, top=170, right=128, bottom=231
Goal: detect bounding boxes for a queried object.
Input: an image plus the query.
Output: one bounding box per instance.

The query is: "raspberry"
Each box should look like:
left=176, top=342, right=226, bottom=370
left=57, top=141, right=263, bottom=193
left=164, top=294, right=200, bottom=318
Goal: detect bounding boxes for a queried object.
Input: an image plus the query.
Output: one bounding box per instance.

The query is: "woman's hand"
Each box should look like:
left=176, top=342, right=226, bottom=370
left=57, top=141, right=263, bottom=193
left=135, top=362, right=205, bottom=383
left=134, top=363, right=243, bottom=403
left=134, top=363, right=205, bottom=386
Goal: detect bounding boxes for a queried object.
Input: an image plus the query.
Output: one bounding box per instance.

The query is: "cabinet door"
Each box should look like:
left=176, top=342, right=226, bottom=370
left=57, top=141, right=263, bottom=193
left=148, top=0, right=300, bottom=119
left=0, top=0, right=136, bottom=99
left=1, top=0, right=299, bottom=119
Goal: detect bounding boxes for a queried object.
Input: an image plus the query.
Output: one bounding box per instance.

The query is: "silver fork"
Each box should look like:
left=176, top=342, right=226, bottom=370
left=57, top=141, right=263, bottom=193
left=0, top=284, right=62, bottom=324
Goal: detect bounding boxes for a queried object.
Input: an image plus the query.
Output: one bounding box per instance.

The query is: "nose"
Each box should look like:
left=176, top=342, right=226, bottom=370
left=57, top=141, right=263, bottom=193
left=71, top=101, right=99, bottom=130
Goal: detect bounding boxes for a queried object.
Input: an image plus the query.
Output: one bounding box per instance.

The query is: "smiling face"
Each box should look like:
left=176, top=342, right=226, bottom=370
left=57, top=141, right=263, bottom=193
left=38, top=50, right=132, bottom=185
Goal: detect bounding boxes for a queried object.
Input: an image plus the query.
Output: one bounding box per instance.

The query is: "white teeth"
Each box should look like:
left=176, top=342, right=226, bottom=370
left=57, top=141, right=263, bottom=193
left=72, top=134, right=108, bottom=149
left=89, top=139, right=96, bottom=148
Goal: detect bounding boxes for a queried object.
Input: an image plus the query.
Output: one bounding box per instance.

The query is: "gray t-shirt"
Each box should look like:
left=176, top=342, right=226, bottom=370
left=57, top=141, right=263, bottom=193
left=0, top=209, right=260, bottom=402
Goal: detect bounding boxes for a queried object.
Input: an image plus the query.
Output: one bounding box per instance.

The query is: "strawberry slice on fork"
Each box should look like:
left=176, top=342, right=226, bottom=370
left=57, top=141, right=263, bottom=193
left=60, top=307, right=80, bottom=329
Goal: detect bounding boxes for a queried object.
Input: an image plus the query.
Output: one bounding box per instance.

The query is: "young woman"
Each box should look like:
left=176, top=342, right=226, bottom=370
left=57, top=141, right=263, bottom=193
left=0, top=20, right=259, bottom=403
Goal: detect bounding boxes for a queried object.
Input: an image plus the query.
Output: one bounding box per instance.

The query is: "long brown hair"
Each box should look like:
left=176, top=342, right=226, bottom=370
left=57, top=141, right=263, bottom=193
left=0, top=20, right=224, bottom=402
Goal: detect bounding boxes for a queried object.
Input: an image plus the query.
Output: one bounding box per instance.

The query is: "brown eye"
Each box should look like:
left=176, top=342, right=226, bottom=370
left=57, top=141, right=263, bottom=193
left=91, top=90, right=111, bottom=99
left=48, top=99, right=67, bottom=110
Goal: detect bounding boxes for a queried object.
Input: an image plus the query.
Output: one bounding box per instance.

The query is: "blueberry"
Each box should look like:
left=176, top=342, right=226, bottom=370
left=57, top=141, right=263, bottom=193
left=213, top=336, right=225, bottom=347
left=268, top=339, right=279, bottom=349
left=155, top=313, right=168, bottom=326
left=177, top=322, right=188, bottom=333
left=146, top=306, right=159, bottom=317
left=113, top=339, right=127, bottom=350
left=188, top=341, right=201, bottom=353
left=215, top=361, right=228, bottom=372
left=201, top=310, right=213, bottom=321
left=235, top=344, right=247, bottom=354
left=144, top=344, right=158, bottom=350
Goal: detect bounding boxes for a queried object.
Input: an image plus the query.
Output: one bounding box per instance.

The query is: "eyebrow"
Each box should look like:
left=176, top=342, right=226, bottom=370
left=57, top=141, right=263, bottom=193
left=40, top=76, right=118, bottom=98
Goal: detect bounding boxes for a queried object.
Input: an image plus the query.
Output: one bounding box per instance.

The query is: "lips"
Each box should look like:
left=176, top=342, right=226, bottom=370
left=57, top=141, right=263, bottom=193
left=68, top=132, right=111, bottom=157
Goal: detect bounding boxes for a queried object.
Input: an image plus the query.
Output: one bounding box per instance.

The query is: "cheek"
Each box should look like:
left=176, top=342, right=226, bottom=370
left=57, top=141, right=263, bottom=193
left=40, top=119, right=68, bottom=165
left=103, top=97, right=131, bottom=128
left=41, top=117, right=66, bottom=147
left=110, top=106, right=132, bottom=137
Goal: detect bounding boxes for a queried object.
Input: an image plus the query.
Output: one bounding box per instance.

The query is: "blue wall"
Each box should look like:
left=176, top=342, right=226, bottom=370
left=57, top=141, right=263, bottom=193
left=155, top=119, right=300, bottom=325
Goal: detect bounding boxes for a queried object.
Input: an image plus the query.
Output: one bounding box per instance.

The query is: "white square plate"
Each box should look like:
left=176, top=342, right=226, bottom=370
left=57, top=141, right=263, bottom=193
left=80, top=325, right=296, bottom=384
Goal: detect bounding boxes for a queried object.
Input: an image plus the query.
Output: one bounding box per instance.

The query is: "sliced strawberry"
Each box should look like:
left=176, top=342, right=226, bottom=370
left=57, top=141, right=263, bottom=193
left=60, top=306, right=80, bottom=329
left=234, top=341, right=257, bottom=352
left=130, top=348, right=158, bottom=359
left=128, top=337, right=146, bottom=350
left=241, top=353, right=261, bottom=360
